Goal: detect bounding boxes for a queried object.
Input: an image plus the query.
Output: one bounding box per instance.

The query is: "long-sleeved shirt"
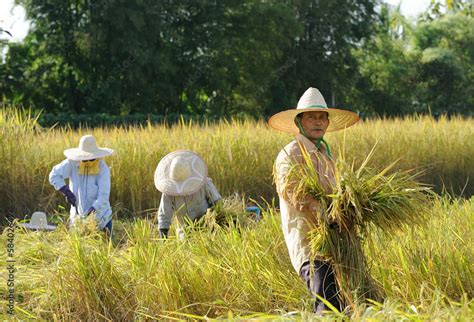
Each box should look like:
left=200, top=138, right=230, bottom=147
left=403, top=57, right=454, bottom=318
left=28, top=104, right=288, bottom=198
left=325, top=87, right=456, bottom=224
left=274, top=133, right=336, bottom=273
left=49, top=159, right=112, bottom=229
left=157, top=177, right=221, bottom=236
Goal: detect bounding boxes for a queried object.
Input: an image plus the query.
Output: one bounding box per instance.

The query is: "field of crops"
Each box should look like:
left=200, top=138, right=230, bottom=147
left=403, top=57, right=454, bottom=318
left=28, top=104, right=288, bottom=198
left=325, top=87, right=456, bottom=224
left=0, top=109, right=473, bottom=319
left=1, top=109, right=473, bottom=218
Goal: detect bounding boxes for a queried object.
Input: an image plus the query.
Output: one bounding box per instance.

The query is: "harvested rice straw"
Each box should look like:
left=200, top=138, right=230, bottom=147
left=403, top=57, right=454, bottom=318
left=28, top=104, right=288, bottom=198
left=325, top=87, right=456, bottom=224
left=286, top=143, right=433, bottom=307
left=185, top=196, right=254, bottom=233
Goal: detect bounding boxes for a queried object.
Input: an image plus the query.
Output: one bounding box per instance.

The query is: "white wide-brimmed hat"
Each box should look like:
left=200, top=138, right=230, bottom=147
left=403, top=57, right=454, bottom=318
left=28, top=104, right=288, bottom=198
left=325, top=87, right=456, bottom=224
left=21, top=212, right=56, bottom=231
left=268, top=87, right=360, bottom=133
left=154, top=150, right=208, bottom=196
left=64, top=135, right=114, bottom=161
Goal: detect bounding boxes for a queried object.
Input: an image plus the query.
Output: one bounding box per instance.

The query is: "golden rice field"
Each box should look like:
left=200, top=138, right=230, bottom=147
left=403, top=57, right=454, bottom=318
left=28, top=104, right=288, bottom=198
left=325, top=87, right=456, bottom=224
left=1, top=109, right=473, bottom=217
left=0, top=108, right=473, bottom=320
left=0, top=197, right=472, bottom=320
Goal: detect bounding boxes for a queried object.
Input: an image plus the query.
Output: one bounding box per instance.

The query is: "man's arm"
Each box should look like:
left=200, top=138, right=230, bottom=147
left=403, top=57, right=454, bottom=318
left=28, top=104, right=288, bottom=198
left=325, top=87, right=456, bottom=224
left=275, top=149, right=322, bottom=214
left=49, top=159, right=72, bottom=190
left=205, top=178, right=222, bottom=207
left=158, top=194, right=174, bottom=237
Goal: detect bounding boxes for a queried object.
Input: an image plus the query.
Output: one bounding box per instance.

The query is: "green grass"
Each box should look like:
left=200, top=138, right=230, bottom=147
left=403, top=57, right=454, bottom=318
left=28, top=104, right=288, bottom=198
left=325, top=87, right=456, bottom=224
left=0, top=196, right=472, bottom=320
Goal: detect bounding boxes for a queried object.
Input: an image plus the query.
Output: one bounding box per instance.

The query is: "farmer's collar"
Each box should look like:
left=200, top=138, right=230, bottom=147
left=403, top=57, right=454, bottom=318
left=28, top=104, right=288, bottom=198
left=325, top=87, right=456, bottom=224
left=295, top=133, right=331, bottom=160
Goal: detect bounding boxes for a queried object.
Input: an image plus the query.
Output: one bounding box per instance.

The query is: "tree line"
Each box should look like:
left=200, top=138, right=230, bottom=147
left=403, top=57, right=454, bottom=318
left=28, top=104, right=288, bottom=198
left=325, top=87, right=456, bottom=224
left=0, top=0, right=472, bottom=119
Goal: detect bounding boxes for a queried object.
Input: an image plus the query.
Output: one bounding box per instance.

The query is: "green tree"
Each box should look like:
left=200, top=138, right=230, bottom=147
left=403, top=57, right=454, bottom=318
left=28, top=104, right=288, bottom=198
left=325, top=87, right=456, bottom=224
left=2, top=0, right=379, bottom=118
left=349, top=3, right=473, bottom=116
left=348, top=4, right=418, bottom=115
left=266, top=0, right=378, bottom=115
left=3, top=0, right=301, bottom=116
left=423, top=0, right=473, bottom=20
left=413, top=13, right=474, bottom=114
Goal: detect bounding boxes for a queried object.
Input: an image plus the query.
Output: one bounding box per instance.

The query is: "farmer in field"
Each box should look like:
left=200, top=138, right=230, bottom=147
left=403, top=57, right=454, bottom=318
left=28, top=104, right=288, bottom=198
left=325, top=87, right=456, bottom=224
left=49, top=134, right=114, bottom=236
left=269, top=87, right=359, bottom=314
left=154, top=150, right=222, bottom=239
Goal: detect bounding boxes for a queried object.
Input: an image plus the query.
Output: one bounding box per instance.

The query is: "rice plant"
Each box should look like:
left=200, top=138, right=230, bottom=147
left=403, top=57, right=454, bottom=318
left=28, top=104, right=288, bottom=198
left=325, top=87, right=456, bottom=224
left=286, top=143, right=434, bottom=308
left=1, top=107, right=474, bottom=219
left=0, top=196, right=472, bottom=320
left=0, top=107, right=473, bottom=319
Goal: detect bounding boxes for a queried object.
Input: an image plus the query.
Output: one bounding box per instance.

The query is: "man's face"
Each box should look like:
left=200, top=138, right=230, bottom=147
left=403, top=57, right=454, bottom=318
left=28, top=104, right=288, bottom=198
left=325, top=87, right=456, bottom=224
left=298, top=111, right=329, bottom=140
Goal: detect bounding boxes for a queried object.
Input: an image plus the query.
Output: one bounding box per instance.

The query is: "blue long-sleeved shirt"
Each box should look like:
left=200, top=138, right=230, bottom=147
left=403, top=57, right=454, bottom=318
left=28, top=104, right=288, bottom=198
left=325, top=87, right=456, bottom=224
left=49, top=159, right=112, bottom=229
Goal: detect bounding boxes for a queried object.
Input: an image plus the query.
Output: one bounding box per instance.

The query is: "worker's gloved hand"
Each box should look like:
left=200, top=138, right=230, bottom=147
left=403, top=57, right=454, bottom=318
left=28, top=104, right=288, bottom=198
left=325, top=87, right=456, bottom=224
left=84, top=207, right=95, bottom=217
left=59, top=185, right=76, bottom=207
left=159, top=228, right=169, bottom=239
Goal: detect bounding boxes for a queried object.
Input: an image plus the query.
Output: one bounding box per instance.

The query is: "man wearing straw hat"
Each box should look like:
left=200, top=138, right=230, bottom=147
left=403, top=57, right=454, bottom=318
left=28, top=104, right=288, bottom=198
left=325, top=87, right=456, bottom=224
left=49, top=135, right=114, bottom=235
left=154, top=150, right=222, bottom=239
left=269, top=87, right=359, bottom=314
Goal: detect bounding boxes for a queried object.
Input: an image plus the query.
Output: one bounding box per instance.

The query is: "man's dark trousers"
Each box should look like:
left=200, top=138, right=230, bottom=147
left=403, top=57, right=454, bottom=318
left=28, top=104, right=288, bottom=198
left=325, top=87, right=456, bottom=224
left=300, top=260, right=342, bottom=314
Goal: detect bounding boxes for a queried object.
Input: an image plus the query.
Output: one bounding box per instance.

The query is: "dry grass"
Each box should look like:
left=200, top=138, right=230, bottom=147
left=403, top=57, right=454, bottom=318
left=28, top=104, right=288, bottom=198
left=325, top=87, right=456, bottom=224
left=0, top=196, right=472, bottom=320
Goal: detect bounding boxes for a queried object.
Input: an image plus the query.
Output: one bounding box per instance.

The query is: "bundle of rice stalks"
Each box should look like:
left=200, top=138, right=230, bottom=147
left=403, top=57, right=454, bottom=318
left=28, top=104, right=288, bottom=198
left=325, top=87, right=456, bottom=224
left=186, top=195, right=256, bottom=233
left=287, top=144, right=433, bottom=308
left=70, top=214, right=106, bottom=238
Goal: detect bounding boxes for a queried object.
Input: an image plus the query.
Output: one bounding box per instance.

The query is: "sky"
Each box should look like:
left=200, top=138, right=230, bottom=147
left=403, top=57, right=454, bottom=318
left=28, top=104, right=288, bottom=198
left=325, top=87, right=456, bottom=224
left=384, top=0, right=433, bottom=18
left=0, top=0, right=433, bottom=43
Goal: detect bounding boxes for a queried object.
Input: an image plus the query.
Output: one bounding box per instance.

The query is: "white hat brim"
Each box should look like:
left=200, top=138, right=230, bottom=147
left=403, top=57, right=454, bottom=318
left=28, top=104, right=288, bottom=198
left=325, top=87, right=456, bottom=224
left=64, top=147, right=114, bottom=161
left=21, top=223, right=57, bottom=231
left=154, top=151, right=208, bottom=196
left=268, top=107, right=360, bottom=134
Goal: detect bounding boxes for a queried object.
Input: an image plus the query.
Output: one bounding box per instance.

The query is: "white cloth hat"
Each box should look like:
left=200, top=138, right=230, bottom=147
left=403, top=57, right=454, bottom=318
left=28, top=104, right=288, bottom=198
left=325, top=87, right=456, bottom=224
left=21, top=212, right=56, bottom=231
left=64, top=135, right=114, bottom=161
left=268, top=87, right=360, bottom=133
left=154, top=150, right=208, bottom=196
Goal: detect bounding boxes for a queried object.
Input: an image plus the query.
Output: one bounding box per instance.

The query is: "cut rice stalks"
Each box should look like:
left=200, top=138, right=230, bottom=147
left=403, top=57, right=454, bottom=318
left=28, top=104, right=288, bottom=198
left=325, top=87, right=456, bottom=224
left=286, top=143, right=434, bottom=308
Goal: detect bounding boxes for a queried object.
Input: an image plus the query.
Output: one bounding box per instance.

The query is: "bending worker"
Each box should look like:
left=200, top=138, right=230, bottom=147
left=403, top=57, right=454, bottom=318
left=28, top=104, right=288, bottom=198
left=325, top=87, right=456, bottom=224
left=49, top=134, right=114, bottom=235
left=154, top=150, right=222, bottom=239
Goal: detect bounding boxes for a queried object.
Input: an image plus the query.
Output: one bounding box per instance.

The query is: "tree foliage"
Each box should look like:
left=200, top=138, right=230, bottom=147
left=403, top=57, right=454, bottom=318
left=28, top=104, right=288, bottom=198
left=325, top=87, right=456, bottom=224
left=1, top=0, right=377, bottom=116
left=0, top=0, right=473, bottom=117
left=348, top=2, right=473, bottom=116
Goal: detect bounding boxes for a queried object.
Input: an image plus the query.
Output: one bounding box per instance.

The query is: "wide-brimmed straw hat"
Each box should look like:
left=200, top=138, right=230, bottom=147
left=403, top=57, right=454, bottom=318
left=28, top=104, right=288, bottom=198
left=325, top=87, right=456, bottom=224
left=268, top=87, right=359, bottom=133
left=154, top=150, right=208, bottom=196
left=64, top=135, right=114, bottom=161
left=21, top=212, right=56, bottom=231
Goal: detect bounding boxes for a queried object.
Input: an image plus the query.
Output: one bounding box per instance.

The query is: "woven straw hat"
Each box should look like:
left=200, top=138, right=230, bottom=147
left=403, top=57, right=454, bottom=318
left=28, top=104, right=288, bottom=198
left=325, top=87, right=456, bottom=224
left=64, top=135, right=114, bottom=161
left=21, top=212, right=56, bottom=231
left=268, top=87, right=359, bottom=133
left=154, top=150, right=208, bottom=196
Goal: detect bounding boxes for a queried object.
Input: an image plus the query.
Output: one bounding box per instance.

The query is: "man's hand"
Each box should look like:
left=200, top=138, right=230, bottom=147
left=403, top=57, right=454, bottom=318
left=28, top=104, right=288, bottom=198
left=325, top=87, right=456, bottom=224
left=159, top=228, right=169, bottom=239
left=298, top=199, right=319, bottom=214
left=209, top=200, right=223, bottom=212
left=84, top=207, right=96, bottom=217
left=59, top=185, right=77, bottom=207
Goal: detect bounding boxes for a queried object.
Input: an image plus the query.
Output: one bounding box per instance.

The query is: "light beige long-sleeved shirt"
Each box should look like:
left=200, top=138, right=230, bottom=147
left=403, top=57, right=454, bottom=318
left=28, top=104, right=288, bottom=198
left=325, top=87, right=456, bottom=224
left=274, top=134, right=336, bottom=273
left=157, top=178, right=221, bottom=238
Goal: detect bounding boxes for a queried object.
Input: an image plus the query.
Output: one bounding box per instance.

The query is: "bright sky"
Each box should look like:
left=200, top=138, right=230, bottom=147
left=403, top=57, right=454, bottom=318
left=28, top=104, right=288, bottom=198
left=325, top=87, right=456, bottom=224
left=384, top=0, right=433, bottom=18
left=0, top=0, right=433, bottom=43
left=0, top=0, right=28, bottom=42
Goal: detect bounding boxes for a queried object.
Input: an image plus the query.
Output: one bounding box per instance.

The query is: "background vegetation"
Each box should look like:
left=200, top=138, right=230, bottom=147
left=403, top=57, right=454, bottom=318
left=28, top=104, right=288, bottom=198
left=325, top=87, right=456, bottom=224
left=1, top=0, right=473, bottom=119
